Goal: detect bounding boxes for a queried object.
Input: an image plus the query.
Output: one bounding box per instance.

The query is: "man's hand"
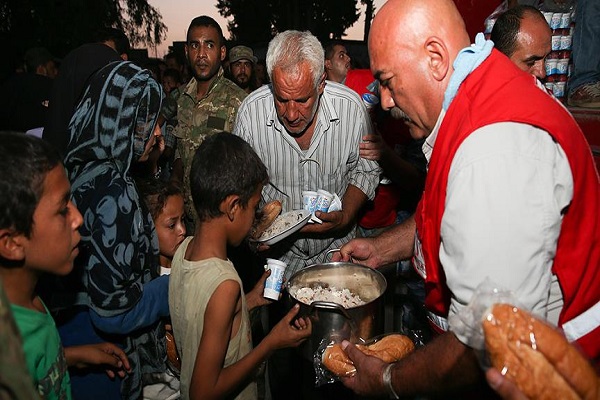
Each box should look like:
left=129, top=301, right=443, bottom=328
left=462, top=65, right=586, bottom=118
left=486, top=368, right=528, bottom=400
left=300, top=210, right=350, bottom=235
left=339, top=340, right=388, bottom=397
left=65, top=343, right=131, bottom=379
left=331, top=237, right=384, bottom=268
left=332, top=216, right=415, bottom=268
left=359, top=133, right=386, bottom=161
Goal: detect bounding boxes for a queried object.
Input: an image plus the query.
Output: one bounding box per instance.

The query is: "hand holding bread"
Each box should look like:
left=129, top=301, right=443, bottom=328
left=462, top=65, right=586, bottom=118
left=483, top=304, right=599, bottom=400
left=322, top=334, right=415, bottom=377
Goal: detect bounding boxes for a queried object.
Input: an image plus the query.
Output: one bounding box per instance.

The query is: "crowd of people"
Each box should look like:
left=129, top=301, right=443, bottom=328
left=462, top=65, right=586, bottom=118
left=0, top=0, right=599, bottom=399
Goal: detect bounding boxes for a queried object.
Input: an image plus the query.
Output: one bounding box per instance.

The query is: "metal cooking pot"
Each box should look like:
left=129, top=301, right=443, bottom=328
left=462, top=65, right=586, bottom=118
left=285, top=261, right=387, bottom=360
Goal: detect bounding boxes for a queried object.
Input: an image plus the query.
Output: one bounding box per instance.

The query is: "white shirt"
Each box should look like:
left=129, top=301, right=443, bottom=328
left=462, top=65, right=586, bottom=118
left=422, top=114, right=573, bottom=339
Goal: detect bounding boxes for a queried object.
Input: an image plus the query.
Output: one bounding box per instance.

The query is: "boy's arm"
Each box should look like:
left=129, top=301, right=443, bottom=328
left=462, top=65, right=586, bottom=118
left=64, top=343, right=131, bottom=379
left=189, top=279, right=244, bottom=399
left=190, top=276, right=311, bottom=399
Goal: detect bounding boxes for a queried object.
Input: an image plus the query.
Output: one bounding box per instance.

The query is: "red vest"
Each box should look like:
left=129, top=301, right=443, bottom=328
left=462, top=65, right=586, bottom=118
left=414, top=50, right=600, bottom=361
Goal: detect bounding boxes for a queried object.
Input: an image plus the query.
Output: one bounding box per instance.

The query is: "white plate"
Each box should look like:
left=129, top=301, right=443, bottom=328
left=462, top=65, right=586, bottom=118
left=256, top=210, right=311, bottom=245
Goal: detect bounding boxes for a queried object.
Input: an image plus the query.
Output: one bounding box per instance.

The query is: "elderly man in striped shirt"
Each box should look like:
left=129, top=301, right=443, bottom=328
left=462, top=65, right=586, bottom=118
left=233, top=29, right=380, bottom=399
left=233, top=30, right=380, bottom=280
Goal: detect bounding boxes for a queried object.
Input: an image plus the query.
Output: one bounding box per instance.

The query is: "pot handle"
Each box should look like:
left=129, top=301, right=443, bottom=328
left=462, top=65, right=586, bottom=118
left=325, top=248, right=354, bottom=263
left=309, top=301, right=352, bottom=320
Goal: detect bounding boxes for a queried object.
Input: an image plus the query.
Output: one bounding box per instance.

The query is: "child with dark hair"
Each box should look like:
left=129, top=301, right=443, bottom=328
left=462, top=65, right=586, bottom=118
left=137, top=179, right=186, bottom=399
left=138, top=179, right=186, bottom=275
left=0, top=132, right=130, bottom=400
left=169, top=132, right=311, bottom=399
left=161, top=69, right=182, bottom=96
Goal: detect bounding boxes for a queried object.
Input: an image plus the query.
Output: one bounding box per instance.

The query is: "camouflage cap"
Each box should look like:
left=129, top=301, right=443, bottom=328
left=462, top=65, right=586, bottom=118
left=229, top=45, right=257, bottom=64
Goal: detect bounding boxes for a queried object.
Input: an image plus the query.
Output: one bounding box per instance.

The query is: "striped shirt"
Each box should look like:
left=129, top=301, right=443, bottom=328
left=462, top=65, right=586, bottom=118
left=233, top=81, right=381, bottom=278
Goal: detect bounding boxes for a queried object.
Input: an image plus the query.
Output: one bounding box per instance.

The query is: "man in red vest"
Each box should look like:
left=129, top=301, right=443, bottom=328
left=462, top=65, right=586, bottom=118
left=334, top=0, right=600, bottom=397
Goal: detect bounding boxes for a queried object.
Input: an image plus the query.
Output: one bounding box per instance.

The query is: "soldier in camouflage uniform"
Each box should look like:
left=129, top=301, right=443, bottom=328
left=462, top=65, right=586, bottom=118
left=162, top=16, right=246, bottom=227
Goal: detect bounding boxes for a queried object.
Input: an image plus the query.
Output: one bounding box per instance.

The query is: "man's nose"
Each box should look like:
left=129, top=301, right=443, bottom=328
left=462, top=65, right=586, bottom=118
left=286, top=102, right=299, bottom=120
left=532, top=62, right=546, bottom=80
left=197, top=45, right=207, bottom=58
left=380, top=87, right=394, bottom=111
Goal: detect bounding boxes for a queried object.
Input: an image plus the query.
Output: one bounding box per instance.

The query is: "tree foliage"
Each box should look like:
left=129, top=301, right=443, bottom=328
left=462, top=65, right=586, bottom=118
left=0, top=0, right=166, bottom=59
left=217, top=0, right=361, bottom=44
left=361, top=0, right=375, bottom=42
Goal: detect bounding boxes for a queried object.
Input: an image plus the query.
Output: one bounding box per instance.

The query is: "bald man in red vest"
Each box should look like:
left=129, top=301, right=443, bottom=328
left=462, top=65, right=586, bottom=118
left=334, top=0, right=600, bottom=397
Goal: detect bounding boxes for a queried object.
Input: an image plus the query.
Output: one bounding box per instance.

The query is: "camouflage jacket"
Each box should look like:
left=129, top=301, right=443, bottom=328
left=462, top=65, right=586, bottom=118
left=170, top=68, right=247, bottom=223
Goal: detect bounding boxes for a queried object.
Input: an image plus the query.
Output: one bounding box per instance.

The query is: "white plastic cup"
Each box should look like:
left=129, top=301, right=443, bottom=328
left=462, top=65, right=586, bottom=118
left=302, top=190, right=319, bottom=213
left=315, top=189, right=333, bottom=212
left=361, top=93, right=380, bottom=110
left=263, top=258, right=287, bottom=300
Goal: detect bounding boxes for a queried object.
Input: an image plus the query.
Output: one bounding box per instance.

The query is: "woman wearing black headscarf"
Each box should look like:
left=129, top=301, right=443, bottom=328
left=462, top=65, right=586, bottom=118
left=61, top=61, right=168, bottom=400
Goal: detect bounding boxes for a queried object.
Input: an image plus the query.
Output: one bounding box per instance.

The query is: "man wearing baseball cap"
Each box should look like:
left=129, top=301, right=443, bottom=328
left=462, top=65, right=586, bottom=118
left=228, top=45, right=258, bottom=93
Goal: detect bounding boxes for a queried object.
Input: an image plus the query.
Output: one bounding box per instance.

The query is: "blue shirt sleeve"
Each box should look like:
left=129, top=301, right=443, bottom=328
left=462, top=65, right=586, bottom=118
left=89, top=275, right=170, bottom=334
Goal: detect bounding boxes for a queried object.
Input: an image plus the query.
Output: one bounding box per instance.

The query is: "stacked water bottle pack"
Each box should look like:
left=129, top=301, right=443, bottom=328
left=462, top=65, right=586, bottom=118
left=542, top=8, right=574, bottom=100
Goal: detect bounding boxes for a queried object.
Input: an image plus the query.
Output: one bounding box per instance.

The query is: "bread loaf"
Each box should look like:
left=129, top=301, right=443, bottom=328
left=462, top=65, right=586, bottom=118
left=165, top=329, right=181, bottom=372
left=251, top=200, right=282, bottom=240
left=483, top=303, right=599, bottom=400
left=322, top=334, right=415, bottom=377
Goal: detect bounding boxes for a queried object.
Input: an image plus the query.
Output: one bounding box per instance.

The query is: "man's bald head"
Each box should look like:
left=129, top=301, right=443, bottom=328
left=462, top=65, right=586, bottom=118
left=368, top=0, right=470, bottom=138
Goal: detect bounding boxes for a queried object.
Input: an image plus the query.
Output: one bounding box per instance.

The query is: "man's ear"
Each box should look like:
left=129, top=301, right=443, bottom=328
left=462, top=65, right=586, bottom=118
left=318, top=72, right=326, bottom=94
left=424, top=36, right=450, bottom=82
left=324, top=59, right=332, bottom=72
left=0, top=229, right=26, bottom=262
left=220, top=45, right=227, bottom=62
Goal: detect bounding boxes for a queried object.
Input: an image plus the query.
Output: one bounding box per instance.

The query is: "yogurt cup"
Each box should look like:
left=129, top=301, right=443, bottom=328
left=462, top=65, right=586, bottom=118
left=263, top=258, right=287, bottom=300
left=550, top=13, right=561, bottom=29
left=557, top=58, right=569, bottom=75
left=315, top=189, right=333, bottom=213
left=302, top=190, right=319, bottom=213
left=545, top=59, right=558, bottom=76
left=553, top=82, right=566, bottom=98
